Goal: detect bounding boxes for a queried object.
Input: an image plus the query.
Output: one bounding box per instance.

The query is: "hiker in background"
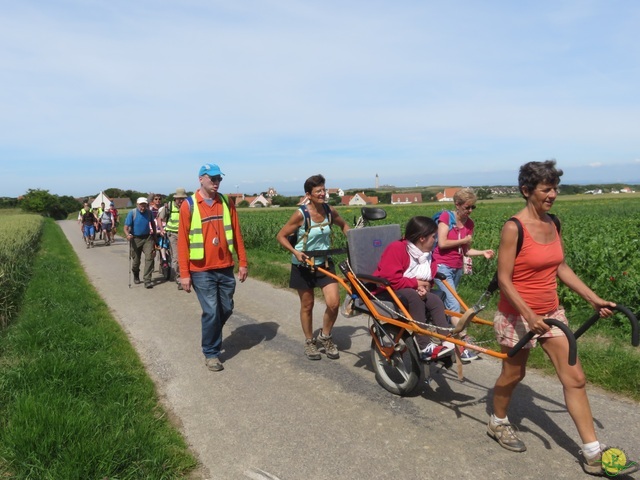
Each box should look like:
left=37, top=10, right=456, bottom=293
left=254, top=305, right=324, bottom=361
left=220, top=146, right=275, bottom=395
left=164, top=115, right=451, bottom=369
left=178, top=164, right=248, bottom=372
left=486, top=160, right=638, bottom=476
left=149, top=193, right=162, bottom=222
left=99, top=206, right=114, bottom=246
left=124, top=197, right=157, bottom=289
left=433, top=188, right=494, bottom=362
left=158, top=187, right=188, bottom=289
left=276, top=174, right=350, bottom=361
left=78, top=201, right=97, bottom=248
left=92, top=207, right=102, bottom=242
left=108, top=201, right=119, bottom=244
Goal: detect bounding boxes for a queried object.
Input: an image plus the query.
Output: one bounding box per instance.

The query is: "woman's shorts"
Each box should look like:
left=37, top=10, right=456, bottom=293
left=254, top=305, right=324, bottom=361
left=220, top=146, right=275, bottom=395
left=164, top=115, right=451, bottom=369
left=494, top=307, right=568, bottom=349
left=289, top=261, right=337, bottom=290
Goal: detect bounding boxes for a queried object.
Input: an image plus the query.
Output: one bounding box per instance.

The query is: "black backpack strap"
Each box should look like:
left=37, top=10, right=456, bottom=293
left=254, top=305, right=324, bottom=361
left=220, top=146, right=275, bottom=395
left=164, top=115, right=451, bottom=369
left=299, top=204, right=311, bottom=232
left=322, top=202, right=332, bottom=225
left=510, top=217, right=524, bottom=257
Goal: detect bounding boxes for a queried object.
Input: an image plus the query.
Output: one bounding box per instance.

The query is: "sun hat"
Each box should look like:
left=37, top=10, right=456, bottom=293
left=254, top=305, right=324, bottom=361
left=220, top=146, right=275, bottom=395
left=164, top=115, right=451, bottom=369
left=136, top=197, right=149, bottom=204
left=174, top=187, right=188, bottom=198
left=198, top=163, right=225, bottom=177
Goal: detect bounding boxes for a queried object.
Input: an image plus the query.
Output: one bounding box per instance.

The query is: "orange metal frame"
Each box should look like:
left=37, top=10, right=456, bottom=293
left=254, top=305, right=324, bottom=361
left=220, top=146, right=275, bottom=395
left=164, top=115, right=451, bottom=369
left=305, top=259, right=512, bottom=362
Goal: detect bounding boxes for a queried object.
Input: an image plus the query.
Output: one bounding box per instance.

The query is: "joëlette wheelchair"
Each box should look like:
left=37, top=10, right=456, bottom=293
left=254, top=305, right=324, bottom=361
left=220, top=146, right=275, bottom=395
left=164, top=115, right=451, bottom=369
left=301, top=207, right=639, bottom=396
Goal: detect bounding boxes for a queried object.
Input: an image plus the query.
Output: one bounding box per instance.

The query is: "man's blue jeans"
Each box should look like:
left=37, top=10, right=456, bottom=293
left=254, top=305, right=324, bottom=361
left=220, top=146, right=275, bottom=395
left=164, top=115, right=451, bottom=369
left=191, top=267, right=236, bottom=359
left=433, top=264, right=463, bottom=314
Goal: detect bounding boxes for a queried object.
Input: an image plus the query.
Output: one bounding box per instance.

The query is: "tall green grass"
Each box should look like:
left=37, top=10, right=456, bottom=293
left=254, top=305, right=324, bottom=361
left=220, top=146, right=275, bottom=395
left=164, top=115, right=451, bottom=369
left=0, top=212, right=44, bottom=328
left=0, top=219, right=197, bottom=479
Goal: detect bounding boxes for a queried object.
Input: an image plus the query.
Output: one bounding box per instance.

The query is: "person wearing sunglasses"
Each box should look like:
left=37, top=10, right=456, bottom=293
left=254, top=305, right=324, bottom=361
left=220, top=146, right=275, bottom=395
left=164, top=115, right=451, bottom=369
left=149, top=194, right=163, bottom=222
left=433, top=188, right=494, bottom=362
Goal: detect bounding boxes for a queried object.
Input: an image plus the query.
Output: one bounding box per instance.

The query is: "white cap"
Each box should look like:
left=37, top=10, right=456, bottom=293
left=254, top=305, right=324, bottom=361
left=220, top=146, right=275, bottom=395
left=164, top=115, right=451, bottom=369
left=136, top=197, right=149, bottom=204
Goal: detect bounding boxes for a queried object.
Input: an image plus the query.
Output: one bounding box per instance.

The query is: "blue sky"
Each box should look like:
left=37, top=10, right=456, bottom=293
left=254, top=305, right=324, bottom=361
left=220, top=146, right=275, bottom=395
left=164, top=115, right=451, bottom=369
left=1, top=0, right=639, bottom=198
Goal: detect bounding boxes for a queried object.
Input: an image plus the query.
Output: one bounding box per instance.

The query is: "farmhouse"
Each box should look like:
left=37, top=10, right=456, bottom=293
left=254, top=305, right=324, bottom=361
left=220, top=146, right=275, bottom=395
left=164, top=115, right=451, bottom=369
left=435, top=187, right=461, bottom=202
left=340, top=192, right=379, bottom=206
left=111, top=197, right=133, bottom=209
left=230, top=193, right=271, bottom=207
left=391, top=193, right=422, bottom=204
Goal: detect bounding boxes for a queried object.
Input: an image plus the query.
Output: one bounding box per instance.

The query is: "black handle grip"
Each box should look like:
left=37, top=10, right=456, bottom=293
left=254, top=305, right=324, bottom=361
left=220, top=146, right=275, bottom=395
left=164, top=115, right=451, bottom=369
left=573, top=304, right=639, bottom=347
left=508, top=318, right=577, bottom=365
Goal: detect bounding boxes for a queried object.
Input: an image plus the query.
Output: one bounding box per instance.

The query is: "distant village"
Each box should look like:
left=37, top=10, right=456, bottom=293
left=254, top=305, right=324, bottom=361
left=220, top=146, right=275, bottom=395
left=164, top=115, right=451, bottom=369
left=83, top=177, right=637, bottom=211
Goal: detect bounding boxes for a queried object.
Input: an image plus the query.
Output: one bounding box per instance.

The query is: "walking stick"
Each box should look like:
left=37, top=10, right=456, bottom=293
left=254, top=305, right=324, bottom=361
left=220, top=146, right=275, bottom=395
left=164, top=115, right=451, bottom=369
left=128, top=238, right=133, bottom=288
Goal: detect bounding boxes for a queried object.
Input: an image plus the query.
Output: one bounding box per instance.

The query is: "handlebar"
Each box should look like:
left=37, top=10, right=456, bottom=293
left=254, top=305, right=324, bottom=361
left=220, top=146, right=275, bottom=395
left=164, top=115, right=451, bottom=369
left=508, top=318, right=577, bottom=365
left=573, top=304, right=639, bottom=347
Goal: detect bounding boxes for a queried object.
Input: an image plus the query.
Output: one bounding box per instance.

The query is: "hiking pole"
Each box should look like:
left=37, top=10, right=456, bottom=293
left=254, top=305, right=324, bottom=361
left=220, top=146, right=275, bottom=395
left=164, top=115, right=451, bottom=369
left=128, top=238, right=132, bottom=288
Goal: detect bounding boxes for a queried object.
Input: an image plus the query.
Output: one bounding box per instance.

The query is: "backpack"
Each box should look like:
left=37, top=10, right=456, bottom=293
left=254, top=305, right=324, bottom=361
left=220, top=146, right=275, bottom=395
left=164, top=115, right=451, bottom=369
left=288, top=203, right=333, bottom=249
left=487, top=214, right=561, bottom=292
left=100, top=210, right=113, bottom=223
left=432, top=210, right=456, bottom=246
left=160, top=202, right=173, bottom=223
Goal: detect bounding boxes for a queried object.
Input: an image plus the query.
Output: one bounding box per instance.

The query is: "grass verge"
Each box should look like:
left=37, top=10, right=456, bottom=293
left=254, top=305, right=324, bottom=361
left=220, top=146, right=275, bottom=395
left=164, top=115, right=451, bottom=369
left=0, top=219, right=197, bottom=479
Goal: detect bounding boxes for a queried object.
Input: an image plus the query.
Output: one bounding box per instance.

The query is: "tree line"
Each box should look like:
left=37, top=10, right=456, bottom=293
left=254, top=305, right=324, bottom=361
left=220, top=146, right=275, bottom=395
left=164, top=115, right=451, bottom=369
left=3, top=182, right=637, bottom=219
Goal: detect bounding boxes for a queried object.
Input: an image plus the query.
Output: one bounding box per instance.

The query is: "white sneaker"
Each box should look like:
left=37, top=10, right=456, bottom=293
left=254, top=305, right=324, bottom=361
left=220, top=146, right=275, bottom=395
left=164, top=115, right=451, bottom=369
left=420, top=341, right=455, bottom=361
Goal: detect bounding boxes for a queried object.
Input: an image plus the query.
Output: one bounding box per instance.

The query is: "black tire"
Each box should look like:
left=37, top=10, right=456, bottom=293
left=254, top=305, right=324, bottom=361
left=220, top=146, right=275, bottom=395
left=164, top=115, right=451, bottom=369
left=370, top=323, right=422, bottom=396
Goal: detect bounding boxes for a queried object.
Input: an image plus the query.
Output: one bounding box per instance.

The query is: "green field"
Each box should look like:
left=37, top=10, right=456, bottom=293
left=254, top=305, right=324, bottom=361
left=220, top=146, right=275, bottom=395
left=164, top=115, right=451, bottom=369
left=239, top=195, right=640, bottom=397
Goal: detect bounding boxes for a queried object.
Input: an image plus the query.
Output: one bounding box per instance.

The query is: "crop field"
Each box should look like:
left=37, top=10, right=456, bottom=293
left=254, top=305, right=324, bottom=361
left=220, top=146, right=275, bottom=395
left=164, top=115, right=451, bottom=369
left=0, top=212, right=44, bottom=328
left=238, top=195, right=640, bottom=331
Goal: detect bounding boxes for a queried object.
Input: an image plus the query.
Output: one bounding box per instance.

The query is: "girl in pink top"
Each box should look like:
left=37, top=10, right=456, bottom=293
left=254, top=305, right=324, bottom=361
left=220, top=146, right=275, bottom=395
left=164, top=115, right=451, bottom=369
left=433, top=188, right=494, bottom=362
left=486, top=160, right=630, bottom=477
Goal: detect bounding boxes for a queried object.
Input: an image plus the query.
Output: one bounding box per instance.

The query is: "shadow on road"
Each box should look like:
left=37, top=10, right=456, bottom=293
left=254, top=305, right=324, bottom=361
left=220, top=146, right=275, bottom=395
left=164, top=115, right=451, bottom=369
left=223, top=321, right=280, bottom=361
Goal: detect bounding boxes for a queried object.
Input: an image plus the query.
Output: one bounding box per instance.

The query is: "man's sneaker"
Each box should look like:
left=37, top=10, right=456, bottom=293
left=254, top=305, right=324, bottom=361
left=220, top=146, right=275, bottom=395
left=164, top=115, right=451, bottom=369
left=581, top=445, right=640, bottom=476
left=205, top=357, right=224, bottom=372
left=86, top=243, right=90, bottom=249
left=487, top=418, right=526, bottom=452
left=177, top=283, right=183, bottom=291
left=304, top=339, right=321, bottom=360
left=145, top=281, right=153, bottom=289
left=133, top=273, right=141, bottom=285
left=316, top=332, right=339, bottom=359
left=419, top=341, right=455, bottom=362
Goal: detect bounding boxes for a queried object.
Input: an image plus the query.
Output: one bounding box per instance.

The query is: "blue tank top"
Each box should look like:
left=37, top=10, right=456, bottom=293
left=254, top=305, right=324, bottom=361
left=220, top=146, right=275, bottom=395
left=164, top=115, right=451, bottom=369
left=292, top=214, right=332, bottom=266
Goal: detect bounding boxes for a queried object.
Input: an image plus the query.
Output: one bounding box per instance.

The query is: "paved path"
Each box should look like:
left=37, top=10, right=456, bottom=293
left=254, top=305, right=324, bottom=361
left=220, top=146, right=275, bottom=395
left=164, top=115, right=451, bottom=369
left=59, top=221, right=639, bottom=480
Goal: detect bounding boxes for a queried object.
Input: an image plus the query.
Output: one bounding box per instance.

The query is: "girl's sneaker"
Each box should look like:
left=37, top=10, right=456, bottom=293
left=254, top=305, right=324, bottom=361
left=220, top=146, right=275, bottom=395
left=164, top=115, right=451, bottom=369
left=420, top=341, right=455, bottom=362
left=460, top=348, right=479, bottom=363
left=459, top=336, right=480, bottom=363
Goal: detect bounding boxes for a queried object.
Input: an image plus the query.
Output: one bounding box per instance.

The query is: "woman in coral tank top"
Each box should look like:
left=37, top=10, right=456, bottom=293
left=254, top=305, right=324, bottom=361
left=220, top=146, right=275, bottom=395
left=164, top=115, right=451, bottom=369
left=485, top=160, right=636, bottom=476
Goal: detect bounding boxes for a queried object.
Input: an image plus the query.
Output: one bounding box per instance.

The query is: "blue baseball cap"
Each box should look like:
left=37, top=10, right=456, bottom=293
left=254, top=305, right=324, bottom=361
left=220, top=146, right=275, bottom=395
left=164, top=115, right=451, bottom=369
left=198, top=163, right=225, bottom=177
